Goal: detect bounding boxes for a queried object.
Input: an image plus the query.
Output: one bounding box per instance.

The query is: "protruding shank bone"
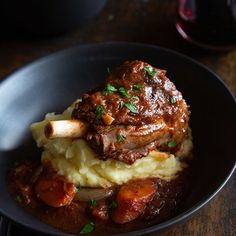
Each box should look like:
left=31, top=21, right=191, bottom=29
left=45, top=120, right=88, bottom=139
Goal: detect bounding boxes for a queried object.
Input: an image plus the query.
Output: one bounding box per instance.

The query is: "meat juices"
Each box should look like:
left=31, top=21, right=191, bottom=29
left=72, top=61, right=189, bottom=164
left=7, top=162, right=190, bottom=234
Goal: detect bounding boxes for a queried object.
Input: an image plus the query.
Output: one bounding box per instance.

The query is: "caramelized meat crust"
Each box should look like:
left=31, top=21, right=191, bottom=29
left=72, top=61, right=190, bottom=164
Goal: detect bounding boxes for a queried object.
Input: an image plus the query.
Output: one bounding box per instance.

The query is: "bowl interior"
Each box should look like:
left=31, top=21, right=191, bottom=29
left=0, top=43, right=235, bottom=236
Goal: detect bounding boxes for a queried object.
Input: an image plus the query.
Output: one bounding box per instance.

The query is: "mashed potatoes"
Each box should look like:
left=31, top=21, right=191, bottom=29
left=31, top=104, right=191, bottom=188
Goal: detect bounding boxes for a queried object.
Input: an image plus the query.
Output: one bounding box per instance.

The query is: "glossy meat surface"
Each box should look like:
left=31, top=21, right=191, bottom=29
left=72, top=61, right=189, bottom=164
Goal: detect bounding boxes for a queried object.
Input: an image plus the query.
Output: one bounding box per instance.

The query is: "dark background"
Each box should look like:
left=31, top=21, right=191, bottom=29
left=0, top=0, right=235, bottom=236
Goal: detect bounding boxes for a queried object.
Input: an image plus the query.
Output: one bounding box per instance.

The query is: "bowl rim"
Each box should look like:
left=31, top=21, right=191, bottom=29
left=1, top=41, right=236, bottom=236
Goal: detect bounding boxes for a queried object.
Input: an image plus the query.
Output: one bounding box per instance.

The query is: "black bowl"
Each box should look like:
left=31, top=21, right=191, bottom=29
left=0, top=42, right=235, bottom=236
left=1, top=0, right=107, bottom=35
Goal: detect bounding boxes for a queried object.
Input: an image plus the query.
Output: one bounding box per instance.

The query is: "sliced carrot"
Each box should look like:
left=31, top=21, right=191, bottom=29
left=102, top=113, right=115, bottom=125
left=35, top=173, right=76, bottom=207
left=112, top=179, right=156, bottom=224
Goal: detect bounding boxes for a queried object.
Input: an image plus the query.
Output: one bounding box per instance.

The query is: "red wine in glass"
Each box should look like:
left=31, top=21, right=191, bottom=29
left=176, top=0, right=236, bottom=50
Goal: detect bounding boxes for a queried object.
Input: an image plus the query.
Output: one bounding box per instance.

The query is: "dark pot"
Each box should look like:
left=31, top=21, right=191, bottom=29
left=1, top=0, right=107, bottom=35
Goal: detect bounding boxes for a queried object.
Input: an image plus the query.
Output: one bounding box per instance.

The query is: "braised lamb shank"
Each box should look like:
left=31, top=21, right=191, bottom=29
left=72, top=60, right=189, bottom=164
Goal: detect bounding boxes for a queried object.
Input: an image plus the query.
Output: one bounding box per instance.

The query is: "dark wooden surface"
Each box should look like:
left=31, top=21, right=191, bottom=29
left=0, top=1, right=235, bottom=236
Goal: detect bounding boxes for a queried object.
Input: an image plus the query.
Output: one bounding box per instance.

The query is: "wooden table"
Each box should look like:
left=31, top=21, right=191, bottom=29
left=0, top=1, right=235, bottom=235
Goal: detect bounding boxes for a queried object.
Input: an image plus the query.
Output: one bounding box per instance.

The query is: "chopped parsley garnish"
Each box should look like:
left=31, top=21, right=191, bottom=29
left=133, top=96, right=140, bottom=101
left=144, top=66, right=156, bottom=77
left=124, top=101, right=138, bottom=113
left=107, top=84, right=117, bottom=92
left=133, top=84, right=143, bottom=92
left=101, top=91, right=109, bottom=96
left=107, top=67, right=111, bottom=74
left=110, top=200, right=118, bottom=209
left=74, top=186, right=79, bottom=193
left=80, top=222, right=95, bottom=234
left=117, top=135, right=126, bottom=142
left=102, top=84, right=117, bottom=96
left=90, top=200, right=97, bottom=208
left=15, top=195, right=22, bottom=203
left=118, top=87, right=130, bottom=98
left=95, top=105, right=105, bottom=119
left=170, top=97, right=176, bottom=104
left=168, top=140, right=176, bottom=148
